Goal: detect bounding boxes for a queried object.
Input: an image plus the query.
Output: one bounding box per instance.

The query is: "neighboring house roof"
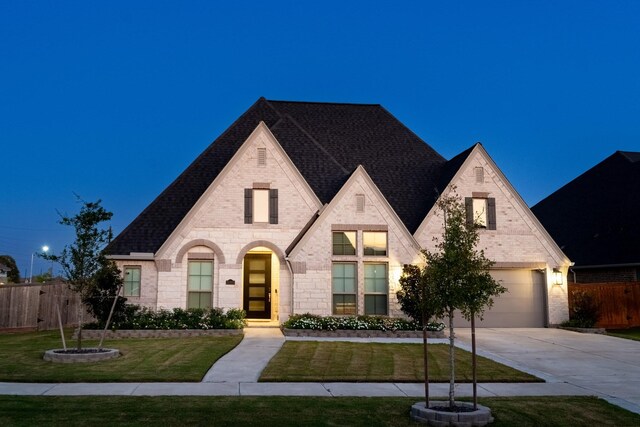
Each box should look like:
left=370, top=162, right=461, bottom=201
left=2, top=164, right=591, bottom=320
left=106, top=98, right=458, bottom=255
left=531, top=151, right=640, bottom=267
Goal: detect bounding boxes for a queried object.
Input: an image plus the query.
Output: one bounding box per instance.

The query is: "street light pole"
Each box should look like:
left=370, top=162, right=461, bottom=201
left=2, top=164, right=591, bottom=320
left=28, top=246, right=49, bottom=284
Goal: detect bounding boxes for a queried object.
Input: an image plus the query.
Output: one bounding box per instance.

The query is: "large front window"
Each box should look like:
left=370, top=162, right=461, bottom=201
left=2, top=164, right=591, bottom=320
left=188, top=261, right=212, bottom=309
left=364, top=263, right=388, bottom=315
left=363, top=232, right=387, bottom=256
left=123, top=266, right=141, bottom=297
left=332, top=231, right=356, bottom=255
left=332, top=263, right=356, bottom=315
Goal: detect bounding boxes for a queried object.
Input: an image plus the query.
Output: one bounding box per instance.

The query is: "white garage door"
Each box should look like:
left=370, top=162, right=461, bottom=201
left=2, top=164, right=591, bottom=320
left=455, top=269, right=547, bottom=328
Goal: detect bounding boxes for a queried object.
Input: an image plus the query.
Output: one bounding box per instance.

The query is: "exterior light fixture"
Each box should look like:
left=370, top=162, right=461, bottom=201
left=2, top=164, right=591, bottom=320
left=552, top=268, right=563, bottom=286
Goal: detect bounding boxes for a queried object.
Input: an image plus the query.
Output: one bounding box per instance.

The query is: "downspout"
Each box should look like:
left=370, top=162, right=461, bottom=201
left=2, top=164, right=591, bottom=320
left=569, top=262, right=577, bottom=284
left=285, top=256, right=294, bottom=319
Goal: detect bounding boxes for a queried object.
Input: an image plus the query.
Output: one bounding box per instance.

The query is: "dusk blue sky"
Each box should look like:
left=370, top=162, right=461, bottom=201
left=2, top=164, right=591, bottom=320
left=2, top=1, right=639, bottom=278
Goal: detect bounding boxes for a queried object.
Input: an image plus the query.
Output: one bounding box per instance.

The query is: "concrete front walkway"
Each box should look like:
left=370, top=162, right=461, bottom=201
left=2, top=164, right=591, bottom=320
left=455, top=328, right=640, bottom=414
left=202, top=327, right=285, bottom=383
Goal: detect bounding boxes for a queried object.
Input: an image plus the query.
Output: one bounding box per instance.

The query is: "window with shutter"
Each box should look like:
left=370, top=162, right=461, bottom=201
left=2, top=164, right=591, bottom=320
left=465, top=196, right=496, bottom=229
left=269, top=189, right=278, bottom=224
left=245, top=188, right=278, bottom=224
left=487, top=198, right=497, bottom=230
left=244, top=189, right=253, bottom=224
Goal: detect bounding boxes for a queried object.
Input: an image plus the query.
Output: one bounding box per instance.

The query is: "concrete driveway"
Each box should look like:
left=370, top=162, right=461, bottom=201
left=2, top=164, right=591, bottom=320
left=455, top=328, right=640, bottom=413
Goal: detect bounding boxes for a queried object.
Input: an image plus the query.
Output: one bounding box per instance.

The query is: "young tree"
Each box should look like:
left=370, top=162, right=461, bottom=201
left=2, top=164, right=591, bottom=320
left=43, top=198, right=114, bottom=350
left=83, top=259, right=127, bottom=326
left=425, top=194, right=503, bottom=409
left=397, top=263, right=440, bottom=406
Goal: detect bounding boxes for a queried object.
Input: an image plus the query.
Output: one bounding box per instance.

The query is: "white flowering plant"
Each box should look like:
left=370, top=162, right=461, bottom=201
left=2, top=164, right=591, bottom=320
left=282, top=313, right=445, bottom=331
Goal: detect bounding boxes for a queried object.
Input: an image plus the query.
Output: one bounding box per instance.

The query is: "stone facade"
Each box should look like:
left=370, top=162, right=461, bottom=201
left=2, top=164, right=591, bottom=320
left=109, top=125, right=571, bottom=326
left=414, top=147, right=571, bottom=325
left=288, top=167, right=422, bottom=318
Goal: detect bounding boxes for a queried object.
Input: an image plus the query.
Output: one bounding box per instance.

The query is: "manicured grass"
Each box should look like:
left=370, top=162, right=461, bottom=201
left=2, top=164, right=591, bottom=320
left=0, top=330, right=242, bottom=382
left=607, top=327, right=640, bottom=342
left=260, top=342, right=540, bottom=382
left=0, top=396, right=638, bottom=426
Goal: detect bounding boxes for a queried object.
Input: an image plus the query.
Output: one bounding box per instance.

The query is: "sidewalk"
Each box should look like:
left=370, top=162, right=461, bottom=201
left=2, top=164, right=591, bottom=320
left=1, top=327, right=639, bottom=415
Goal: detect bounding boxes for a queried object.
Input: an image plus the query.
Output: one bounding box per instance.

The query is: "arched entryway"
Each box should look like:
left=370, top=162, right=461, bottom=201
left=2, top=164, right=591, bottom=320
left=241, top=246, right=281, bottom=320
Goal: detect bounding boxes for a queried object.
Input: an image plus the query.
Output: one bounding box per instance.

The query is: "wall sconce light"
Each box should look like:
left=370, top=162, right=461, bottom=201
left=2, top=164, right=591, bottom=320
left=552, top=268, right=563, bottom=286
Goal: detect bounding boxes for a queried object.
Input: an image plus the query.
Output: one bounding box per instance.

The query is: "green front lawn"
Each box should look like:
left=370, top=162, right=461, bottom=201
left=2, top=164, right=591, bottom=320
left=0, top=330, right=242, bottom=382
left=260, top=342, right=540, bottom=382
left=1, top=396, right=638, bottom=426
left=607, top=327, right=640, bottom=342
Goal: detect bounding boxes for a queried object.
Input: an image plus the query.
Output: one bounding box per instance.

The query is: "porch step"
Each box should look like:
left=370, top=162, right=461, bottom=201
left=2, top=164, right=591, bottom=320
left=246, top=319, right=281, bottom=328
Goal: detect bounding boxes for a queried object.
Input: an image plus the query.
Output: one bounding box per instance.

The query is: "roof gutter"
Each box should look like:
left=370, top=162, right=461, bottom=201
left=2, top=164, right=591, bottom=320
left=570, top=262, right=640, bottom=270
left=105, top=252, right=155, bottom=261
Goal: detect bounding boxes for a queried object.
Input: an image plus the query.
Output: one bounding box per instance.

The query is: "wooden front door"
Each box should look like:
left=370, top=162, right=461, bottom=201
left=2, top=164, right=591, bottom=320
left=243, top=254, right=272, bottom=319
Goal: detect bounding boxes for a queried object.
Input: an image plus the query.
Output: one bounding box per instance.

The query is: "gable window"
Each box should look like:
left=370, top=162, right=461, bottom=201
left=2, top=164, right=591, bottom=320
left=123, top=266, right=141, bottom=297
left=244, top=188, right=278, bottom=224
left=188, top=261, right=212, bottom=309
left=363, top=231, right=387, bottom=256
left=332, top=262, right=356, bottom=315
left=474, top=167, right=484, bottom=183
left=364, top=263, right=388, bottom=315
left=465, top=197, right=496, bottom=230
left=253, top=189, right=270, bottom=223
left=332, top=231, right=356, bottom=255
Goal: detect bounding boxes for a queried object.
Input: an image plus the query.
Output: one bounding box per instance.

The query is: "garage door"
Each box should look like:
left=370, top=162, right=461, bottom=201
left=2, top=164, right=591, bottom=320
left=455, top=269, right=547, bottom=327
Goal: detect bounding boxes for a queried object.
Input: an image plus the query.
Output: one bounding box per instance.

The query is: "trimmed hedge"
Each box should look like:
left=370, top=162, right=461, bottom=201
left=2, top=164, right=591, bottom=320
left=282, top=313, right=445, bottom=332
left=85, top=307, right=246, bottom=330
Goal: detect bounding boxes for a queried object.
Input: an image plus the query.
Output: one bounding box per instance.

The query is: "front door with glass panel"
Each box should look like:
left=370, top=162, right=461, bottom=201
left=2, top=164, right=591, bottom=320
left=243, top=254, right=271, bottom=319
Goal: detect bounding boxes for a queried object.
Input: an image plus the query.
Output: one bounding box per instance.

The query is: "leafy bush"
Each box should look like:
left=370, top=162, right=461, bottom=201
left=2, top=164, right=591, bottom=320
left=565, top=290, right=601, bottom=328
left=282, top=313, right=445, bottom=332
left=85, top=306, right=246, bottom=330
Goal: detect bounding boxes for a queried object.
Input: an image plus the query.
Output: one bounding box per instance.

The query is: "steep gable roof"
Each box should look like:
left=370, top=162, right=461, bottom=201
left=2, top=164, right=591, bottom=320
left=531, top=151, right=640, bottom=267
left=106, top=98, right=450, bottom=255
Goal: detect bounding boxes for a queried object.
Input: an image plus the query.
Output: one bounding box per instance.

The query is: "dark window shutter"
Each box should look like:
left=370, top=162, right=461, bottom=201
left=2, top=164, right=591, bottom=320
left=269, top=189, right=278, bottom=224
left=487, top=198, right=497, bottom=230
left=244, top=189, right=253, bottom=224
left=465, top=197, right=474, bottom=226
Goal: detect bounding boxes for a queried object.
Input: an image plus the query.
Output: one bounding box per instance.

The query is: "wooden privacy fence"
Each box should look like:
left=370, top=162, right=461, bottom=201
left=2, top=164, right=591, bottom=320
left=569, top=282, right=640, bottom=329
left=0, top=282, right=84, bottom=331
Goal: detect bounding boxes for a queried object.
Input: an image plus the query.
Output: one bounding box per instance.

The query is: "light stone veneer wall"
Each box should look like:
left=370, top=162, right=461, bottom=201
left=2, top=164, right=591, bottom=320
left=148, top=126, right=318, bottom=321
left=290, top=170, right=423, bottom=318
left=414, top=148, right=570, bottom=324
left=111, top=127, right=569, bottom=325
left=114, top=260, right=158, bottom=307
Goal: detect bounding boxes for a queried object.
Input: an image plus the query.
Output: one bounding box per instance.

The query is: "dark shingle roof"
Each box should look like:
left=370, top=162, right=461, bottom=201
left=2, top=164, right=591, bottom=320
left=531, top=151, right=640, bottom=267
left=106, top=98, right=455, bottom=255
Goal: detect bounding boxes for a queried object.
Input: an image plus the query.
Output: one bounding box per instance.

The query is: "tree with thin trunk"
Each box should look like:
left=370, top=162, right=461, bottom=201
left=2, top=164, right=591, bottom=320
left=397, top=263, right=439, bottom=407
left=458, top=253, right=505, bottom=409
left=43, top=198, right=114, bottom=350
left=424, top=193, right=503, bottom=409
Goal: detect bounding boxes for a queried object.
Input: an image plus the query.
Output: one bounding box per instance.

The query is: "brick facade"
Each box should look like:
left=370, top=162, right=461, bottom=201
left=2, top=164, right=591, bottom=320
left=109, top=125, right=571, bottom=326
left=414, top=147, right=570, bottom=325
